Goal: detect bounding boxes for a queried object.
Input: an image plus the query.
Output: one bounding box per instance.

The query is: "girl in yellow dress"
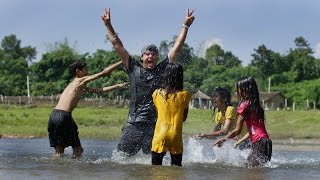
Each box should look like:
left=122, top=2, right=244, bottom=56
left=195, top=87, right=237, bottom=139
left=151, top=63, right=191, bottom=166
left=195, top=87, right=250, bottom=150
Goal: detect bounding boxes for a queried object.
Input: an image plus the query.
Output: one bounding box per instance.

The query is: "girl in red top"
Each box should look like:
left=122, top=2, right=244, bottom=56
left=214, top=77, right=272, bottom=167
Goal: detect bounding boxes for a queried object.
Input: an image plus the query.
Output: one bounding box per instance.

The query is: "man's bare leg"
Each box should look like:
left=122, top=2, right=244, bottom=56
left=54, top=145, right=64, bottom=158
left=72, top=146, right=84, bottom=158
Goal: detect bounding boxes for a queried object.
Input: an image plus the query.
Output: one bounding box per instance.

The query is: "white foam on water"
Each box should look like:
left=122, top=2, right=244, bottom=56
left=212, top=140, right=248, bottom=167
left=184, top=137, right=216, bottom=163
left=270, top=151, right=320, bottom=168
left=110, top=149, right=150, bottom=165
left=184, top=137, right=248, bottom=167
left=92, top=137, right=250, bottom=167
left=87, top=138, right=320, bottom=168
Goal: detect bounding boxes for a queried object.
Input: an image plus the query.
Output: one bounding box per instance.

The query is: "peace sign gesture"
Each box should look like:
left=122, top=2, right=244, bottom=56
left=101, top=8, right=111, bottom=26
left=184, top=9, right=195, bottom=27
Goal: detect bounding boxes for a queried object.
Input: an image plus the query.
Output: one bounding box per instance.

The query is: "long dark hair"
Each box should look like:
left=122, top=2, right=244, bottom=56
left=161, top=63, right=184, bottom=100
left=236, top=77, right=264, bottom=120
left=210, top=87, right=232, bottom=119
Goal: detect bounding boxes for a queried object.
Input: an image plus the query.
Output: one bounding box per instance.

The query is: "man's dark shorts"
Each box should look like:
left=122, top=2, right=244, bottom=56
left=117, top=122, right=155, bottom=156
left=247, top=138, right=272, bottom=167
left=48, top=109, right=81, bottom=148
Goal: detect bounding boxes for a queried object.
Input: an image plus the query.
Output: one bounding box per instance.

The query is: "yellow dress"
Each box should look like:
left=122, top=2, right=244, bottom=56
left=151, top=89, right=191, bottom=154
left=214, top=106, right=237, bottom=129
left=214, top=106, right=247, bottom=137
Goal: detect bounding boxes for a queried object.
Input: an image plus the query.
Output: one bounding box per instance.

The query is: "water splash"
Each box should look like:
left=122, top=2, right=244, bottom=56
left=184, top=137, right=216, bottom=163
left=184, top=137, right=248, bottom=167
left=109, top=149, right=150, bottom=165
left=5, top=138, right=314, bottom=168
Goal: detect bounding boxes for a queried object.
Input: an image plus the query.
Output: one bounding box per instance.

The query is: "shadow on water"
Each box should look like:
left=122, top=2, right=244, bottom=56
left=1, top=138, right=320, bottom=179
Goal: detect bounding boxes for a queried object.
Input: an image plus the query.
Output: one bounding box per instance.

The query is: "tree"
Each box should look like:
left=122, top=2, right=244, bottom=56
left=183, top=57, right=206, bottom=92
left=205, top=44, right=241, bottom=67
left=205, top=44, right=224, bottom=65
left=0, top=34, right=36, bottom=95
left=1, top=34, right=36, bottom=64
left=30, top=40, right=80, bottom=95
left=158, top=40, right=169, bottom=60
left=250, top=44, right=285, bottom=79
left=286, top=36, right=320, bottom=82
left=224, top=51, right=242, bottom=68
left=158, top=37, right=195, bottom=68
left=85, top=49, right=128, bottom=98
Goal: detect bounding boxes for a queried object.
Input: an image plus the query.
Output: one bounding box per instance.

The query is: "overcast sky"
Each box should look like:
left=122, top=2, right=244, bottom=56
left=1, top=0, right=320, bottom=65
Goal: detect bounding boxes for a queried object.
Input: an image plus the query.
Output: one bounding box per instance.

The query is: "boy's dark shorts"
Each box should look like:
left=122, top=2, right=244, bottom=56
left=48, top=109, right=81, bottom=148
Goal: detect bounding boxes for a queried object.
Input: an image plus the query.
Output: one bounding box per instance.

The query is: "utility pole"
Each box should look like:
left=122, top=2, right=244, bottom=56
left=27, top=76, right=30, bottom=104
left=268, top=77, right=271, bottom=93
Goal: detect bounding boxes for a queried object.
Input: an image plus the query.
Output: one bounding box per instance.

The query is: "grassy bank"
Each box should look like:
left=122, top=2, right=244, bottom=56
left=1, top=105, right=320, bottom=140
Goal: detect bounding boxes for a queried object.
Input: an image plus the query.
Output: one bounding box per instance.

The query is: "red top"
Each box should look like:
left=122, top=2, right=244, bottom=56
left=237, top=100, right=269, bottom=143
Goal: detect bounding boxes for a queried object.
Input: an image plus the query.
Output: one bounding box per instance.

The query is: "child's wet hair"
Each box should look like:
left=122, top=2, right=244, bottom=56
left=69, top=60, right=87, bottom=77
left=161, top=63, right=183, bottom=100
left=235, top=77, right=260, bottom=102
left=236, top=76, right=264, bottom=120
left=210, top=87, right=232, bottom=119
left=211, top=87, right=232, bottom=106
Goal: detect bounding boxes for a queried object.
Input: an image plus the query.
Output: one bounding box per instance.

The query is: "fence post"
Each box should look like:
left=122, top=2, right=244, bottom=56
left=99, top=96, right=103, bottom=107
left=285, top=98, right=287, bottom=108
left=293, top=101, right=295, bottom=112
left=50, top=95, right=54, bottom=105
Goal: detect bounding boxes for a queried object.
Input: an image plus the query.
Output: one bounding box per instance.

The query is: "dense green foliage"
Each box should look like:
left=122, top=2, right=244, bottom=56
left=1, top=106, right=320, bottom=139
left=1, top=34, right=320, bottom=108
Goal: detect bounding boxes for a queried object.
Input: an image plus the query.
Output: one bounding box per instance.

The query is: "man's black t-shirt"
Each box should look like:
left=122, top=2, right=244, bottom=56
left=126, top=56, right=169, bottom=124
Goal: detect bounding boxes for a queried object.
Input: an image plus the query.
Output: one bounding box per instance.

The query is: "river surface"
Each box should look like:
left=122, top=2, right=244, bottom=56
left=1, top=138, right=320, bottom=180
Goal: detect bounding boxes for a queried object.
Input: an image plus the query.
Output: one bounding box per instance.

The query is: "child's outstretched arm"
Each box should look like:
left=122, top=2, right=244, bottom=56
left=79, top=61, right=123, bottom=86
left=234, top=132, right=250, bottom=148
left=86, top=82, right=129, bottom=94
left=213, top=115, right=245, bottom=147
left=197, top=118, right=234, bottom=139
left=195, top=123, right=222, bottom=139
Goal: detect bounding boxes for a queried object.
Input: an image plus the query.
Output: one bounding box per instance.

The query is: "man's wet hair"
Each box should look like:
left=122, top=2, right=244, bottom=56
left=69, top=60, right=87, bottom=77
left=141, top=44, right=159, bottom=56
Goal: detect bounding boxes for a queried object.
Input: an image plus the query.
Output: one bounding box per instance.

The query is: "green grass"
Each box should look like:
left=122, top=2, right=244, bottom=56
left=1, top=105, right=320, bottom=140
left=265, top=110, right=320, bottom=139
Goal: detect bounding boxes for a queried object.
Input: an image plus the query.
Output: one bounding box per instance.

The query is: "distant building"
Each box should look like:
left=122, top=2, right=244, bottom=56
left=190, top=90, right=211, bottom=109
left=260, top=92, right=285, bottom=110
left=231, top=91, right=285, bottom=110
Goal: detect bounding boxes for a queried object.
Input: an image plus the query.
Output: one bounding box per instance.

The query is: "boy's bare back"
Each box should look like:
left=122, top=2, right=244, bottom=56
left=55, top=77, right=86, bottom=112
left=55, top=60, right=123, bottom=112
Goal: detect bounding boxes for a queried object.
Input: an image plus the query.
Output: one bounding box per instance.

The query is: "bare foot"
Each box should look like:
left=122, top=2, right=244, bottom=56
left=72, top=146, right=84, bottom=158
left=54, top=152, right=64, bottom=158
left=54, top=145, right=64, bottom=158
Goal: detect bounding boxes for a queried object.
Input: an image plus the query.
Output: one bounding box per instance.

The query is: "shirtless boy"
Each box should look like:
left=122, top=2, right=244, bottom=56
left=47, top=60, right=128, bottom=158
